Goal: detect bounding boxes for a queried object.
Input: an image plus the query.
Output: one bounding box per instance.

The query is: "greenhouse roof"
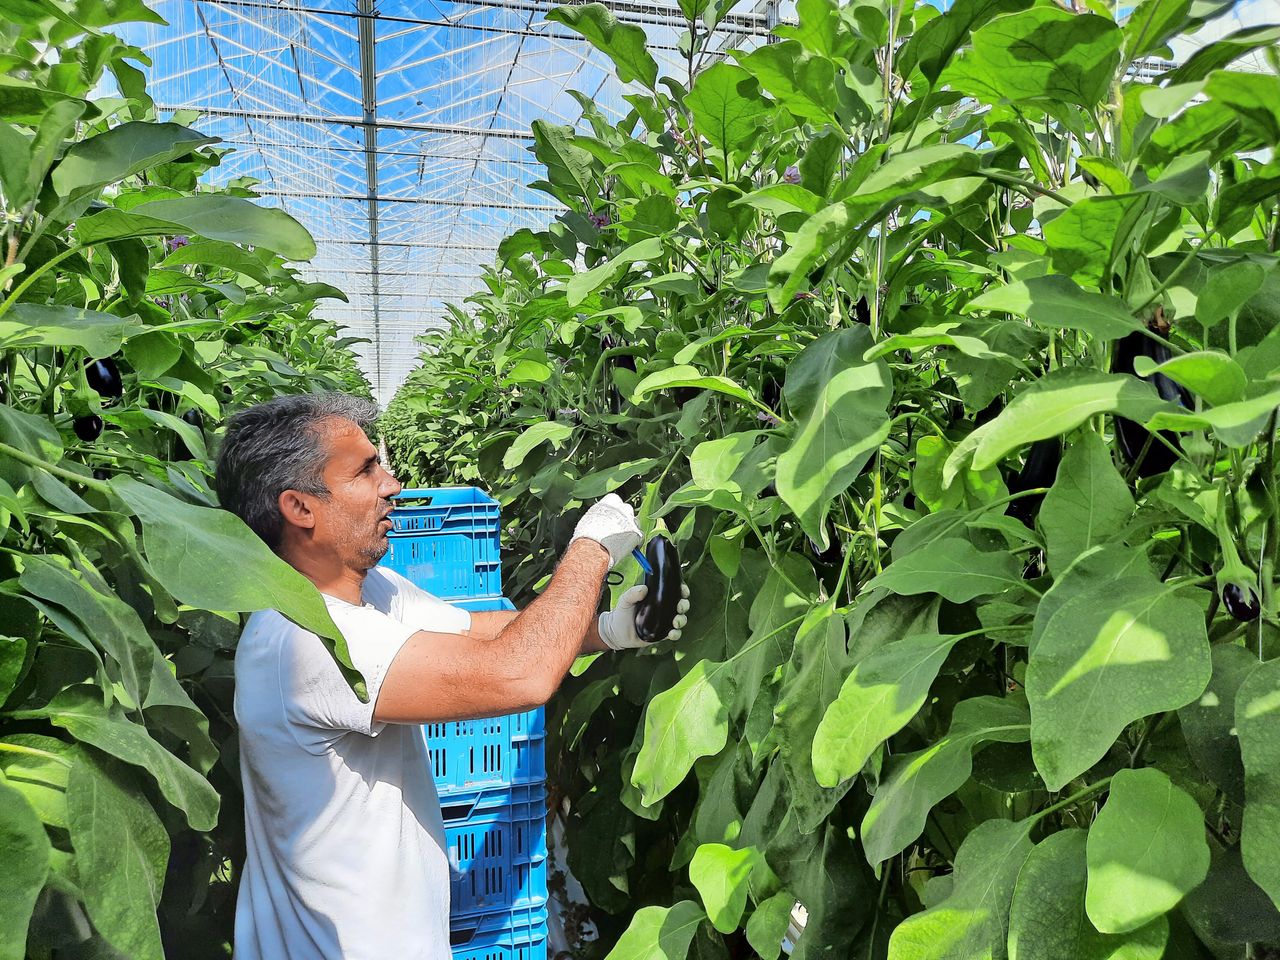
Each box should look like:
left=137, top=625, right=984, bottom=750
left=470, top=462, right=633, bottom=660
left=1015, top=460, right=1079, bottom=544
left=125, top=0, right=782, bottom=404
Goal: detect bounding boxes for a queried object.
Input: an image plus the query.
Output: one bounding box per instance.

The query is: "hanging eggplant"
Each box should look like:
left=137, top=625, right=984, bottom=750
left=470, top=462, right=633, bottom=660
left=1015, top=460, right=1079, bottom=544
left=1222, top=583, right=1261, bottom=622
left=84, top=358, right=122, bottom=401
left=1111, top=329, right=1193, bottom=477
left=634, top=537, right=683, bottom=643
left=73, top=415, right=103, bottom=442
left=762, top=376, right=782, bottom=414
left=854, top=296, right=871, bottom=325
left=1006, top=437, right=1062, bottom=527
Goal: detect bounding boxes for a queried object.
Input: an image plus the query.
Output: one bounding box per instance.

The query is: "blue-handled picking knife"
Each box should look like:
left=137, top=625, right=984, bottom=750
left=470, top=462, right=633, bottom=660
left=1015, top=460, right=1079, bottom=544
left=632, top=546, right=653, bottom=575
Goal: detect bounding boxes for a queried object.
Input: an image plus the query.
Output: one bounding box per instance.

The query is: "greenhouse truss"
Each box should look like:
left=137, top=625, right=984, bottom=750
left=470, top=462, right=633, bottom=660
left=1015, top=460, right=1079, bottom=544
left=125, top=0, right=785, bottom=404
left=124, top=0, right=1273, bottom=404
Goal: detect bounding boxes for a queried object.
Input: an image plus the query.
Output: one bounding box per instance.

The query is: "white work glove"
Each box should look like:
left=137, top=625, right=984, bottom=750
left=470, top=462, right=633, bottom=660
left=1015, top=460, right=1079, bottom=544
left=598, top=582, right=692, bottom=650
left=568, top=493, right=643, bottom=568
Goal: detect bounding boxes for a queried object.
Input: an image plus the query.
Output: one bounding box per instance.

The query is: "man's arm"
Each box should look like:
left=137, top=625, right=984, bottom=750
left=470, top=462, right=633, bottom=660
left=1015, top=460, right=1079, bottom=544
left=466, top=609, right=608, bottom=654
left=374, top=537, right=618, bottom=723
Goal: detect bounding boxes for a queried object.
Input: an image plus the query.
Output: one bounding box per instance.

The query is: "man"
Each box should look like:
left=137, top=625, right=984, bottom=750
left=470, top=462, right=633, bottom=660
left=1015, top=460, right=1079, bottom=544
left=214, top=393, right=689, bottom=960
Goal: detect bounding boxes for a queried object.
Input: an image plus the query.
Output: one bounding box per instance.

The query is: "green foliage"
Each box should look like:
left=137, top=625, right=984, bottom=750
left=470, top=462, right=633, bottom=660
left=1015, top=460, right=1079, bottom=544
left=382, top=0, right=1280, bottom=956
left=0, top=1, right=367, bottom=954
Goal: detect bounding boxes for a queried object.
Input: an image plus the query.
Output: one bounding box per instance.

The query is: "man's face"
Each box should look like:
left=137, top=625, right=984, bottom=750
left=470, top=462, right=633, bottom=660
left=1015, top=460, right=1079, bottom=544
left=311, top=418, right=403, bottom=572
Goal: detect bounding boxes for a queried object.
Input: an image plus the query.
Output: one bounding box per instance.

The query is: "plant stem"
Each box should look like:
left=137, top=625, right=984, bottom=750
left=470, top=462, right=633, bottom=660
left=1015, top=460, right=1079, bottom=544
left=1031, top=777, right=1112, bottom=825
left=0, top=440, right=112, bottom=495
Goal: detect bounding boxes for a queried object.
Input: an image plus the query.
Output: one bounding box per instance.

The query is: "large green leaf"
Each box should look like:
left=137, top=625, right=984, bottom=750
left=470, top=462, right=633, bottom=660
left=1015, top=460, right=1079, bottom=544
left=940, top=7, right=1122, bottom=108
left=1131, top=350, right=1247, bottom=407
left=632, top=658, right=734, bottom=805
left=109, top=476, right=363, bottom=697
left=1121, top=0, right=1192, bottom=61
left=862, top=696, right=1030, bottom=868
left=631, top=365, right=761, bottom=411
left=530, top=120, right=598, bottom=203
left=604, top=900, right=706, bottom=960
left=76, top=195, right=316, bottom=261
left=51, top=121, right=216, bottom=206
left=0, top=303, right=142, bottom=356
left=866, top=538, right=1022, bottom=603
left=0, top=773, right=50, bottom=960
left=67, top=751, right=169, bottom=960
left=19, top=554, right=155, bottom=708
left=0, top=404, right=63, bottom=488
left=502, top=421, right=574, bottom=470
left=1236, top=657, right=1280, bottom=910
left=812, top=632, right=964, bottom=788
left=736, top=41, right=838, bottom=127
left=1178, top=643, right=1257, bottom=803
left=888, top=819, right=1033, bottom=960
left=1040, top=195, right=1145, bottom=286
left=16, top=686, right=218, bottom=831
left=1038, top=432, right=1135, bottom=575
left=898, top=0, right=1034, bottom=84
left=1009, top=829, right=1168, bottom=960
left=775, top=603, right=853, bottom=833
left=1085, top=768, right=1210, bottom=933
left=567, top=237, right=664, bottom=307
left=776, top=327, right=891, bottom=546
left=687, top=63, right=768, bottom=158
left=545, top=4, right=658, bottom=88
left=689, top=843, right=756, bottom=934
left=963, top=275, right=1144, bottom=340
left=1027, top=577, right=1210, bottom=791
left=944, top=368, right=1175, bottom=485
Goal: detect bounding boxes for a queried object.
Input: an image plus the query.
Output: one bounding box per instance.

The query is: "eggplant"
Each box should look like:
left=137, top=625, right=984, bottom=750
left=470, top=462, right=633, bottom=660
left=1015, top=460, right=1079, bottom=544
left=1223, top=583, right=1261, bottom=622
left=1112, top=330, right=1192, bottom=477
left=85, top=358, right=122, bottom=400
left=73, top=415, right=103, bottom=442
left=854, top=296, right=871, bottom=325
left=1006, top=437, right=1062, bottom=527
left=175, top=408, right=204, bottom=460
left=975, top=396, right=1003, bottom=427
left=634, top=536, right=682, bottom=643
left=762, top=376, right=782, bottom=413
left=807, top=519, right=842, bottom=565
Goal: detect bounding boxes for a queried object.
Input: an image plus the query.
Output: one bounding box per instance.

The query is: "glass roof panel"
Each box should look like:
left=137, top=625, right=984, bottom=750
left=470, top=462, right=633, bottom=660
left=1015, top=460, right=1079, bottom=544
left=123, top=0, right=777, bottom=403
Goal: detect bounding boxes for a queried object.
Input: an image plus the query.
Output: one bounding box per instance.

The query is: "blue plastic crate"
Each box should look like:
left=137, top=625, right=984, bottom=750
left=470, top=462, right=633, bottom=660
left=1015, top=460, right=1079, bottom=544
left=443, top=781, right=548, bottom=919
left=451, top=907, right=548, bottom=960
left=426, top=598, right=546, bottom=796
left=380, top=487, right=500, bottom=599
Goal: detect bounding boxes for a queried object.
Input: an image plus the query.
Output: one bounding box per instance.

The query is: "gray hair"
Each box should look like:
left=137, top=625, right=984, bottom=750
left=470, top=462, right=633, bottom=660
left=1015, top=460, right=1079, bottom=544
left=214, top=392, right=379, bottom=550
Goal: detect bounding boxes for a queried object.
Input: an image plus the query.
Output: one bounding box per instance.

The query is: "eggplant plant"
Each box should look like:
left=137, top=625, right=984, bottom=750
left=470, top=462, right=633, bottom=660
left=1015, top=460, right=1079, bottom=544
left=0, top=3, right=369, bottom=957
left=385, top=1, right=1280, bottom=957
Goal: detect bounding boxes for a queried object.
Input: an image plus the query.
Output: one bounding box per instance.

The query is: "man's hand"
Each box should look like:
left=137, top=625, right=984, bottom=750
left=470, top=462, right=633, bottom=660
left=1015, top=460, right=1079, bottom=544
left=568, top=493, right=643, bottom=568
left=597, top=582, right=692, bottom=650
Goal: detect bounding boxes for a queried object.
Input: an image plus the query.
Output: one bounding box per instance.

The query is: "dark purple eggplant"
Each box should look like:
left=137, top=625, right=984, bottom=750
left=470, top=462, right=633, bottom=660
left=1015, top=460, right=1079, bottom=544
left=73, top=415, right=103, bottom=442
left=1223, top=584, right=1260, bottom=622
left=975, top=396, right=1003, bottom=427
left=175, top=408, right=204, bottom=460
left=84, top=358, right=122, bottom=400
left=1112, top=330, right=1192, bottom=477
left=854, top=296, right=871, bottom=325
left=634, top=536, right=682, bottom=643
left=807, top=519, right=842, bottom=565
left=762, top=376, right=782, bottom=413
left=1006, top=437, right=1062, bottom=527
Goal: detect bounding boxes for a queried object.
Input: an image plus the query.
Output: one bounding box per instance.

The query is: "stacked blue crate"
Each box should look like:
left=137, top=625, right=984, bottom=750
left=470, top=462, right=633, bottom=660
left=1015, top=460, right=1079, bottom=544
left=380, top=488, right=548, bottom=960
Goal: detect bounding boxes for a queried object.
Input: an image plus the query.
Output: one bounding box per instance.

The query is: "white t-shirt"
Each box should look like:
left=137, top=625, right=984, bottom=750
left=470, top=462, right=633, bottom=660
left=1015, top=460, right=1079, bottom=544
left=233, top=566, right=472, bottom=960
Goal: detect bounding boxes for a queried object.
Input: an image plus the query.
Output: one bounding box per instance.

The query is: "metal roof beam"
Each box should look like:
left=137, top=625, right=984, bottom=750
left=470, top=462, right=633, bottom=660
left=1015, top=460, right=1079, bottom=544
left=156, top=103, right=534, bottom=140
left=356, top=0, right=383, bottom=399
left=252, top=188, right=558, bottom=210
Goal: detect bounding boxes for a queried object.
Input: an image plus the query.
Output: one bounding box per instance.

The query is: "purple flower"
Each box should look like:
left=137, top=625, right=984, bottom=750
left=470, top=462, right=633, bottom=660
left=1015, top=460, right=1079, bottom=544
left=154, top=296, right=171, bottom=309
left=588, top=212, right=611, bottom=229
left=667, top=125, right=688, bottom=147
left=165, top=235, right=190, bottom=253
left=783, top=165, right=801, bottom=184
